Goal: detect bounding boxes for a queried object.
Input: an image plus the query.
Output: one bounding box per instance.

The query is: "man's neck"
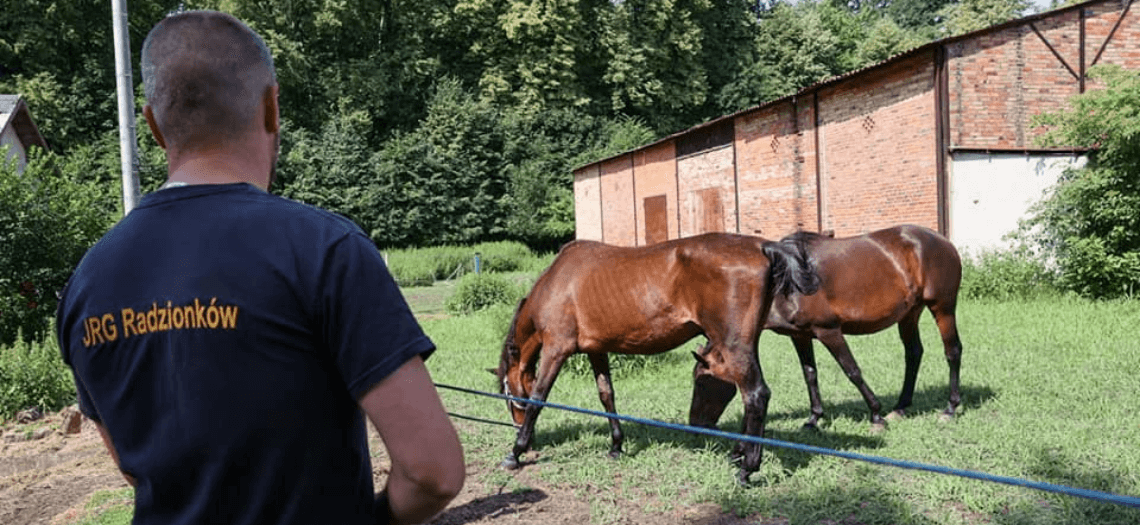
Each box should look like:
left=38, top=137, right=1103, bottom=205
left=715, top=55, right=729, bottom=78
left=165, top=149, right=269, bottom=191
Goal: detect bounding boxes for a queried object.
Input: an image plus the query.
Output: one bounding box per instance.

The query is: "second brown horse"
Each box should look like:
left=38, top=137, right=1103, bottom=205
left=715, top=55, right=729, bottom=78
left=493, top=233, right=819, bottom=484
left=690, top=224, right=964, bottom=432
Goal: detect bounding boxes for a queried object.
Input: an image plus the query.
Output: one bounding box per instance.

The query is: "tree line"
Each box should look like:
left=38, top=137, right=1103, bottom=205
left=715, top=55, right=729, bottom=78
left=22, top=0, right=1136, bottom=344
left=2, top=0, right=1035, bottom=249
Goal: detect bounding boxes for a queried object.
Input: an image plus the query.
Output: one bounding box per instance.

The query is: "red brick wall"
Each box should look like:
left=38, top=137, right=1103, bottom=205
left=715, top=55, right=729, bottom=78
left=735, top=97, right=819, bottom=240
left=677, top=145, right=736, bottom=237
left=599, top=157, right=636, bottom=246
left=950, top=16, right=1078, bottom=148
left=951, top=3, right=1140, bottom=149
left=1087, top=1, right=1140, bottom=69
left=632, top=141, right=678, bottom=245
left=573, top=165, right=603, bottom=241
left=818, top=54, right=939, bottom=236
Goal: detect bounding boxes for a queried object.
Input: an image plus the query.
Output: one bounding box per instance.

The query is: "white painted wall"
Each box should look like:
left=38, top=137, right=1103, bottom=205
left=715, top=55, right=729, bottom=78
left=0, top=124, right=27, bottom=173
left=948, top=151, right=1085, bottom=256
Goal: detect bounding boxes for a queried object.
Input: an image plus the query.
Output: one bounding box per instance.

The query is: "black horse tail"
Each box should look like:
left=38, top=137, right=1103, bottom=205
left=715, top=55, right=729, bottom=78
left=761, top=238, right=820, bottom=297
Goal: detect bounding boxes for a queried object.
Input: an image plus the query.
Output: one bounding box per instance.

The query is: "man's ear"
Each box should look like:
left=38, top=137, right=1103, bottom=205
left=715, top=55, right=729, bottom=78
left=263, top=85, right=279, bottom=134
left=143, top=105, right=166, bottom=150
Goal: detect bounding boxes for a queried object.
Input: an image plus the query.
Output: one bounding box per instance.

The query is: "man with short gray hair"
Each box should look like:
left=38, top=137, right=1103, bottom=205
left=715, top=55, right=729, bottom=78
left=57, top=10, right=464, bottom=525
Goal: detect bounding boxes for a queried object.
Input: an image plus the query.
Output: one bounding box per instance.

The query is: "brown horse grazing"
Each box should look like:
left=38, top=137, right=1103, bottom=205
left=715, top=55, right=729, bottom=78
left=689, top=224, right=964, bottom=432
left=493, top=233, right=819, bottom=484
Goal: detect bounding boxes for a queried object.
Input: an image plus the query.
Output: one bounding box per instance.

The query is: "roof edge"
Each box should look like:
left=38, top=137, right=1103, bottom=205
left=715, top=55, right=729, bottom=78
left=573, top=0, right=1110, bottom=173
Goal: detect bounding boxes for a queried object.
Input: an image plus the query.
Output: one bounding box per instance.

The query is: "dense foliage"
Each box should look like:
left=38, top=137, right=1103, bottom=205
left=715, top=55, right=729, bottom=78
left=0, top=149, right=116, bottom=344
left=1028, top=65, right=1140, bottom=299
left=0, top=333, right=76, bottom=420
left=1, top=0, right=1039, bottom=248
left=0, top=0, right=1043, bottom=343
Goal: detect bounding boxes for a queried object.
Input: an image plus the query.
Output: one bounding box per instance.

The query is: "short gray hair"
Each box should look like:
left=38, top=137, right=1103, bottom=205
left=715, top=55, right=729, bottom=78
left=141, top=10, right=276, bottom=150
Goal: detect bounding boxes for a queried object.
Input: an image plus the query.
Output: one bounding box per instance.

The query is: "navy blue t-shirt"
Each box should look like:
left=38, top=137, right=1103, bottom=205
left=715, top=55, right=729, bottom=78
left=57, top=183, right=434, bottom=525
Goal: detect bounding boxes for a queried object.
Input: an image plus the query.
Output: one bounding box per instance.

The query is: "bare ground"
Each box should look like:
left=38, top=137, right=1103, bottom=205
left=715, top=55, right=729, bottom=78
left=0, top=409, right=779, bottom=525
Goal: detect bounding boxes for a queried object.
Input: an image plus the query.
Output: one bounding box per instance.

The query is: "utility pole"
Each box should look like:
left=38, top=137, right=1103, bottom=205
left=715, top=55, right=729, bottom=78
left=112, top=0, right=141, bottom=215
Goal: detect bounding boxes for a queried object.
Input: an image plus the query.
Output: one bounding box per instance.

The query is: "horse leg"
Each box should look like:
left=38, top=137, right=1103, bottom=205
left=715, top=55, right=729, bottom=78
left=891, top=309, right=925, bottom=419
left=588, top=353, right=623, bottom=458
left=930, top=304, right=963, bottom=419
left=816, top=329, right=886, bottom=430
left=503, top=345, right=573, bottom=470
left=791, top=336, right=825, bottom=429
left=734, top=356, right=771, bottom=485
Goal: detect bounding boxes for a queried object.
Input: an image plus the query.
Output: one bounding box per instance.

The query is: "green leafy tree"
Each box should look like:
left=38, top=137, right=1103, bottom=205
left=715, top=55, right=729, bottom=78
left=598, top=0, right=716, bottom=133
left=277, top=107, right=379, bottom=231
left=0, top=147, right=117, bottom=344
left=0, top=0, right=170, bottom=151
left=370, top=79, right=509, bottom=248
left=937, top=0, right=1031, bottom=36
left=447, top=0, right=603, bottom=114
left=499, top=107, right=656, bottom=250
left=718, top=2, right=842, bottom=110
left=1026, top=65, right=1140, bottom=298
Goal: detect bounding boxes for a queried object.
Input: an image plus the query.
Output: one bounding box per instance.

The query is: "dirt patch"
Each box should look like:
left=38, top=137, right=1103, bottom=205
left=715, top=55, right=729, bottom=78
left=0, top=409, right=770, bottom=525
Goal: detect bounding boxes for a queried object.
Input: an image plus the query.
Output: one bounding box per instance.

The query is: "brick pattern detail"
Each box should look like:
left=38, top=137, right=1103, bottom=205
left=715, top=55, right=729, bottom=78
left=818, top=55, right=939, bottom=236
left=736, top=96, right=819, bottom=238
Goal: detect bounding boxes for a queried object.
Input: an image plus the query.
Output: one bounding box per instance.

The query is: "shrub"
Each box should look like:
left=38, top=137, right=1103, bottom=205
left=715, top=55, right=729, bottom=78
left=445, top=273, right=525, bottom=315
left=0, top=147, right=117, bottom=345
left=0, top=333, right=76, bottom=420
left=960, top=247, right=1059, bottom=301
left=471, top=241, right=532, bottom=273
left=384, top=241, right=540, bottom=287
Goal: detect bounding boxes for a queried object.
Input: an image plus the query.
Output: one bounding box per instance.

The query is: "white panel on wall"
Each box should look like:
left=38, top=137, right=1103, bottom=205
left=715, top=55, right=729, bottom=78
left=949, top=152, right=1085, bottom=256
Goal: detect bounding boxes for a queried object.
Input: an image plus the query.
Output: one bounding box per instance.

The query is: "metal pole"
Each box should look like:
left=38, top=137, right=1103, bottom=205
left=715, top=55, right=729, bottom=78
left=112, top=0, right=141, bottom=215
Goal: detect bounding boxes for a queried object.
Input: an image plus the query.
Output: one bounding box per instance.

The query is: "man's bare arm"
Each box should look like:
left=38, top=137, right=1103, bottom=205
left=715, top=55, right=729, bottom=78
left=93, top=421, right=137, bottom=487
left=360, top=356, right=465, bottom=525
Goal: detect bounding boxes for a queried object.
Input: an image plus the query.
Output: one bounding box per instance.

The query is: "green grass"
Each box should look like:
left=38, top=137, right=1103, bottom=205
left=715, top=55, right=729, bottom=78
left=55, top=285, right=1140, bottom=525
left=70, top=488, right=134, bottom=525
left=423, top=295, right=1140, bottom=524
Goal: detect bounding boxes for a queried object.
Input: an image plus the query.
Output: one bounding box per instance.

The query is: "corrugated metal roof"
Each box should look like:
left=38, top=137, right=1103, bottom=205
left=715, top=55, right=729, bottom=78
left=575, top=0, right=1103, bottom=172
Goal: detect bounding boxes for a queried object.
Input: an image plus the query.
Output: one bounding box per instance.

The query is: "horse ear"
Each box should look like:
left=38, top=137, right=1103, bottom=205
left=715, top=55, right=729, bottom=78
left=691, top=351, right=709, bottom=367
left=486, top=368, right=498, bottom=376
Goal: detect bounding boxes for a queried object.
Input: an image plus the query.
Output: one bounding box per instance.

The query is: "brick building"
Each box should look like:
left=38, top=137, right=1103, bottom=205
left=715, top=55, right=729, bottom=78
left=572, top=0, right=1136, bottom=254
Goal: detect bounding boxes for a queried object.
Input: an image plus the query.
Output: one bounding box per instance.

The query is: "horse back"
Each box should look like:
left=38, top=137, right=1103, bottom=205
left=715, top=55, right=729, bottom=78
left=770, top=225, right=960, bottom=335
left=521, top=234, right=772, bottom=355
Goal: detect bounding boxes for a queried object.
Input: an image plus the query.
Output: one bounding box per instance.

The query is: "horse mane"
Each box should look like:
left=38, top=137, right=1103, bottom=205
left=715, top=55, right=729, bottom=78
left=779, top=230, right=830, bottom=245
left=497, top=296, right=528, bottom=380
left=763, top=235, right=821, bottom=297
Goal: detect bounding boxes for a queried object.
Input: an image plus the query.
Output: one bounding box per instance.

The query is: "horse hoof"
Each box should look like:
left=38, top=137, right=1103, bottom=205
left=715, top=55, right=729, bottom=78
left=869, top=421, right=888, bottom=434
left=938, top=411, right=955, bottom=423
left=735, top=470, right=755, bottom=487
left=801, top=422, right=821, bottom=433
left=885, top=410, right=905, bottom=422
left=500, top=456, right=522, bottom=470
left=607, top=450, right=622, bottom=460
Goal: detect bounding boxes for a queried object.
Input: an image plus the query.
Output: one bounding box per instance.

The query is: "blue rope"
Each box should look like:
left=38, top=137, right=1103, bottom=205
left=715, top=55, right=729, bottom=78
left=435, top=383, right=1140, bottom=509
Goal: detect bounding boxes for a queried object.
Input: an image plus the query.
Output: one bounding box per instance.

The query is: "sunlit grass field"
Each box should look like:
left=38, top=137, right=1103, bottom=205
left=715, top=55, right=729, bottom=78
left=423, top=296, right=1140, bottom=524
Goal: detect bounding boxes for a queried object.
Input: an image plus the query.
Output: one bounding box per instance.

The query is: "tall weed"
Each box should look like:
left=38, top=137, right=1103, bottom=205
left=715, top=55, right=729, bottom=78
left=960, top=247, right=1059, bottom=301
left=384, top=241, right=544, bottom=287
left=0, top=333, right=75, bottom=420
